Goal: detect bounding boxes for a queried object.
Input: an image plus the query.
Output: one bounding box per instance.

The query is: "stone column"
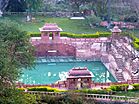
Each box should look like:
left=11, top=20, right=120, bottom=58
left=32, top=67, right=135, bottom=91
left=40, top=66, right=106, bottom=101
left=58, top=31, right=60, bottom=37
left=41, top=32, right=44, bottom=37
left=41, top=32, right=49, bottom=41
left=88, top=78, right=92, bottom=88
left=52, top=32, right=55, bottom=40
left=110, top=26, right=122, bottom=42
left=47, top=32, right=50, bottom=39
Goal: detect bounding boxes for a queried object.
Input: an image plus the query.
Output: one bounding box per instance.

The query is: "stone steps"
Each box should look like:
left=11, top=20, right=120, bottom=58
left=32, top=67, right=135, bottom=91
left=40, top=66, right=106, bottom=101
left=36, top=57, right=96, bottom=63
left=115, top=72, right=125, bottom=81
left=111, top=41, right=131, bottom=81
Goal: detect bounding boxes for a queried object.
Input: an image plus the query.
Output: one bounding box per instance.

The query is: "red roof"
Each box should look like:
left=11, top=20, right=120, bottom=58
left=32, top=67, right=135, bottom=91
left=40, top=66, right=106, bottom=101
left=39, top=23, right=63, bottom=32
left=110, top=26, right=122, bottom=33
left=100, top=21, right=108, bottom=27
left=67, top=67, right=93, bottom=78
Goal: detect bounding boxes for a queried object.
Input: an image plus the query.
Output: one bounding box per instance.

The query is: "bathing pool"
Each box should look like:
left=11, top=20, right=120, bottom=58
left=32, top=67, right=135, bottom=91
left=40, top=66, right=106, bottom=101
left=19, top=61, right=116, bottom=84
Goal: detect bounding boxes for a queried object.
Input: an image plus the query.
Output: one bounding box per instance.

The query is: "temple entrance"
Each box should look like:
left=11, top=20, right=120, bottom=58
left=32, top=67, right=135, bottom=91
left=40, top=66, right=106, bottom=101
left=39, top=23, right=62, bottom=42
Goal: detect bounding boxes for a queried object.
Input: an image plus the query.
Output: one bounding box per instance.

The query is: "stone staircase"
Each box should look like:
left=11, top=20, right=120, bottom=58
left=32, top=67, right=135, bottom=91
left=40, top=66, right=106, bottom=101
left=109, top=37, right=135, bottom=81
left=115, top=72, right=125, bottom=81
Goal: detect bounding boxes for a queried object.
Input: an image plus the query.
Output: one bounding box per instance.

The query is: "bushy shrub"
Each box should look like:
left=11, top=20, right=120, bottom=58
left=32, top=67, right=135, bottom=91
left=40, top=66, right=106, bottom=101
left=28, top=31, right=111, bottom=38
left=28, top=87, right=48, bottom=91
left=23, top=94, right=36, bottom=104
left=0, top=88, right=36, bottom=104
left=37, top=93, right=96, bottom=104
left=75, top=88, right=113, bottom=94
left=129, top=34, right=139, bottom=41
left=105, top=88, right=113, bottom=94
left=120, top=32, right=130, bottom=37
left=124, top=15, right=138, bottom=22
left=133, top=42, right=139, bottom=51
left=91, top=89, right=107, bottom=94
left=27, top=86, right=65, bottom=92
left=97, top=32, right=111, bottom=37
left=132, top=35, right=139, bottom=51
left=135, top=40, right=139, bottom=45
left=132, top=84, right=139, bottom=91
left=61, top=32, right=100, bottom=38
left=18, top=88, right=25, bottom=91
left=110, top=84, right=129, bottom=91
left=86, top=15, right=101, bottom=25
left=28, top=32, right=40, bottom=37
left=123, top=33, right=139, bottom=51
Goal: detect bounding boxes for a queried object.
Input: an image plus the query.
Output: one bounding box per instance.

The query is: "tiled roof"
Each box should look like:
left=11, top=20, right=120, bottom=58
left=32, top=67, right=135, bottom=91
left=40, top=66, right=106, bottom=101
left=110, top=26, right=122, bottom=33
left=39, top=23, right=63, bottom=32
left=67, top=67, right=93, bottom=78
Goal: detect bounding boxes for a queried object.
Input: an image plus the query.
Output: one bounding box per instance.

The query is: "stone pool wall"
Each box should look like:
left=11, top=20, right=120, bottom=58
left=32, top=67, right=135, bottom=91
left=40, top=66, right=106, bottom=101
left=34, top=43, right=76, bottom=57
left=31, top=37, right=110, bottom=58
left=31, top=35, right=139, bottom=82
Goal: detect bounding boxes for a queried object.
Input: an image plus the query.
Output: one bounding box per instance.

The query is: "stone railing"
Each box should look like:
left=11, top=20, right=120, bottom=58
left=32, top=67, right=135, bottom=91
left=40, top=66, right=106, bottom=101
left=27, top=91, right=63, bottom=96
left=26, top=91, right=139, bottom=103
left=30, top=37, right=111, bottom=44
left=83, top=93, right=139, bottom=103
left=4, top=12, right=73, bottom=17
left=17, top=80, right=139, bottom=90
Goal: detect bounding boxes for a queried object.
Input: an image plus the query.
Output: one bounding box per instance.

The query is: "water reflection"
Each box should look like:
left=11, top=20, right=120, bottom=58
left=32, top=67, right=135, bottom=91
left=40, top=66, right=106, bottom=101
left=19, top=61, right=116, bottom=84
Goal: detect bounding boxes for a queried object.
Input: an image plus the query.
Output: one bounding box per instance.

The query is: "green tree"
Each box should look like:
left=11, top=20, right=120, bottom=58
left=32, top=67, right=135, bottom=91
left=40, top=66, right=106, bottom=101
left=93, top=0, right=108, bottom=18
left=68, top=0, right=92, bottom=12
left=5, top=0, right=26, bottom=12
left=0, top=0, right=9, bottom=17
left=0, top=19, right=35, bottom=103
left=86, top=14, right=101, bottom=26
left=25, top=0, right=43, bottom=21
left=25, top=0, right=43, bottom=12
left=2, top=0, right=43, bottom=12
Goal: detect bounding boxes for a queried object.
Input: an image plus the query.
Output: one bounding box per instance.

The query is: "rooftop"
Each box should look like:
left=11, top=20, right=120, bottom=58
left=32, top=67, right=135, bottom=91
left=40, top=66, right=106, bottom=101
left=67, top=67, right=93, bottom=78
left=110, top=26, right=122, bottom=33
left=39, top=23, right=63, bottom=32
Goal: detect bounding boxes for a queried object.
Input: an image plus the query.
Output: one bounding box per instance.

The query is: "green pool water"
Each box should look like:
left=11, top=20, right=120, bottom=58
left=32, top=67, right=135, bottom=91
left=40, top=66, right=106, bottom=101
left=20, top=61, right=116, bottom=84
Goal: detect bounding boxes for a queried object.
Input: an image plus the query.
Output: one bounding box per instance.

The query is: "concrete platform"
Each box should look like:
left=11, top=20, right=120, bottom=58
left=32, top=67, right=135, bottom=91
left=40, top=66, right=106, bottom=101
left=70, top=17, right=85, bottom=20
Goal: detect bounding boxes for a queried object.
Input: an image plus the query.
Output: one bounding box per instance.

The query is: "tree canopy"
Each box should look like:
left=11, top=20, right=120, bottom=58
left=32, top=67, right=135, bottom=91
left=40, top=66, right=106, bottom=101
left=0, top=19, right=35, bottom=103
left=68, top=0, right=92, bottom=11
left=0, top=0, right=9, bottom=11
left=2, top=0, right=43, bottom=12
left=6, top=0, right=26, bottom=12
left=24, top=0, right=43, bottom=12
